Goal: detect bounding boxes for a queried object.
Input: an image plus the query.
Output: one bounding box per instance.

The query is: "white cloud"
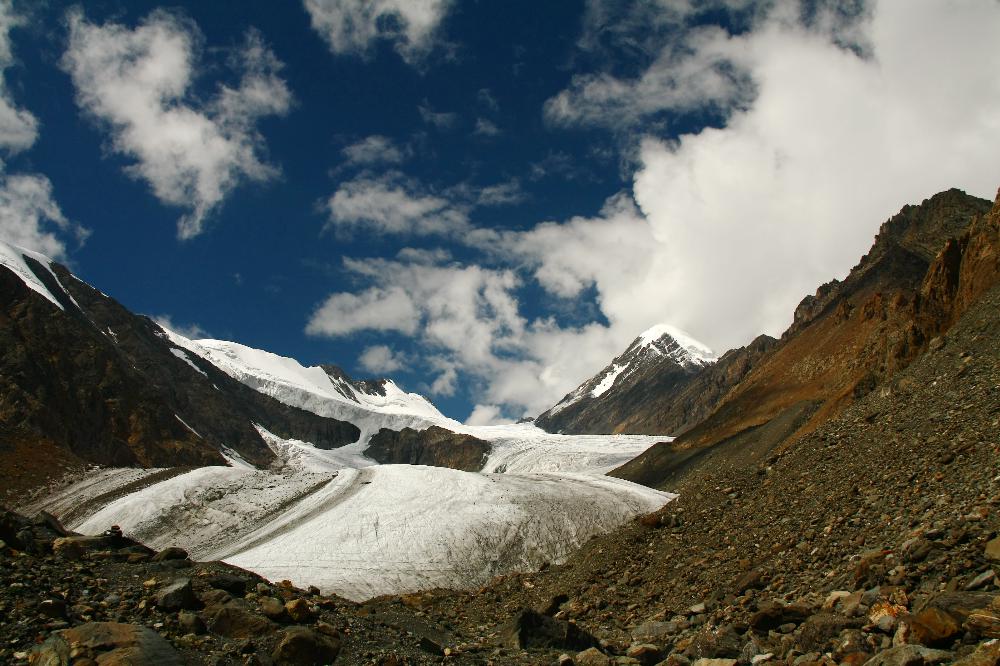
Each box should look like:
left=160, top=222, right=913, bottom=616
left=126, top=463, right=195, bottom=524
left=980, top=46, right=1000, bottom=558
left=0, top=1, right=36, bottom=153
left=529, top=0, right=1000, bottom=358
left=473, top=118, right=500, bottom=137
left=152, top=314, right=210, bottom=339
left=323, top=172, right=470, bottom=236
left=465, top=404, right=511, bottom=426
left=418, top=102, right=458, bottom=129
left=0, top=2, right=84, bottom=259
left=311, top=1, right=1000, bottom=419
left=0, top=172, right=80, bottom=260
left=62, top=10, right=292, bottom=239
left=358, top=344, right=405, bottom=374
left=303, top=0, right=453, bottom=63
left=341, top=135, right=408, bottom=166
left=306, top=285, right=419, bottom=337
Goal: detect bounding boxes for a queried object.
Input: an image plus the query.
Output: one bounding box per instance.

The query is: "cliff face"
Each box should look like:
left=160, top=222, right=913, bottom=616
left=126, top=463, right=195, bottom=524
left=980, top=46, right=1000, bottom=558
left=613, top=188, right=997, bottom=488
left=365, top=426, right=491, bottom=472
left=0, top=253, right=360, bottom=497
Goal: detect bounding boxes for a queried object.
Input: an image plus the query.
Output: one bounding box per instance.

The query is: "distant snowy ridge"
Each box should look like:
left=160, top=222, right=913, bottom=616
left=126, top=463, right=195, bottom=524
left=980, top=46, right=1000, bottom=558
left=159, top=326, right=455, bottom=440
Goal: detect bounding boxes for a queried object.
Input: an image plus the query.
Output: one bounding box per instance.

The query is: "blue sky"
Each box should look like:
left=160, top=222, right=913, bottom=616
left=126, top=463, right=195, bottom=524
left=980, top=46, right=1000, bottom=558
left=2, top=0, right=999, bottom=424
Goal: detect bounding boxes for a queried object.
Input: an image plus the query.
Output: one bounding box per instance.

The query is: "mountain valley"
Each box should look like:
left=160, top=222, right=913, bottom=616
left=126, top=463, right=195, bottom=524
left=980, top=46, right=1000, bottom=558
left=2, top=187, right=999, bottom=665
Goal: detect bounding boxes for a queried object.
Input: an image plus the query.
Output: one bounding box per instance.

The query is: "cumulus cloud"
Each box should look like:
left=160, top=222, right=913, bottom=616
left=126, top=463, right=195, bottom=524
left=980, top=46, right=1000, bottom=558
left=0, top=173, right=81, bottom=259
left=62, top=9, right=291, bottom=239
left=465, top=404, right=511, bottom=426
left=306, top=285, right=419, bottom=337
left=358, top=344, right=406, bottom=374
left=303, top=0, right=453, bottom=63
left=152, top=314, right=210, bottom=339
left=418, top=102, right=458, bottom=129
left=533, top=0, right=1000, bottom=356
left=311, top=1, right=1000, bottom=418
left=473, top=118, right=500, bottom=137
left=341, top=135, right=408, bottom=166
left=323, top=172, right=470, bottom=236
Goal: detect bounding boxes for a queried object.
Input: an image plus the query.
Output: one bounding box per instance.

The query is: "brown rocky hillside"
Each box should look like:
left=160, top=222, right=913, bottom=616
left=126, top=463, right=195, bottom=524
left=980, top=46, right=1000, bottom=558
left=613, top=188, right=997, bottom=488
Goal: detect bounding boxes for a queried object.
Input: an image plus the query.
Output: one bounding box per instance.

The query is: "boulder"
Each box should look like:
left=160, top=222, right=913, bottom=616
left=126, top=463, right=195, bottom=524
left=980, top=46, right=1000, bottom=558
left=151, top=546, right=188, bottom=562
left=204, top=603, right=277, bottom=639
left=205, top=572, right=251, bottom=595
left=749, top=602, right=811, bottom=632
left=30, top=622, right=183, bottom=665
left=861, top=645, right=952, bottom=665
left=51, top=535, right=120, bottom=561
left=500, top=608, right=598, bottom=651
left=271, top=626, right=341, bottom=665
left=156, top=577, right=199, bottom=611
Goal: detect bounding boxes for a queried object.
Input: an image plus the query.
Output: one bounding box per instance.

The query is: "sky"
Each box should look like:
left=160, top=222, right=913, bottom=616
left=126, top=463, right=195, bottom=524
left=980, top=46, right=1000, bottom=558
left=1, top=0, right=999, bottom=425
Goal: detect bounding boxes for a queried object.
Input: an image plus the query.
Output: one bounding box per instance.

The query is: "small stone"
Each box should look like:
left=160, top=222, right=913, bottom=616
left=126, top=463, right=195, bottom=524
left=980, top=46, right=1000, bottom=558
left=985, top=538, right=1000, bottom=563
left=626, top=643, right=662, bottom=665
left=575, top=647, right=612, bottom=666
left=39, top=598, right=67, bottom=619
left=259, top=596, right=285, bottom=619
left=876, top=614, right=898, bottom=634
left=691, top=660, right=738, bottom=666
left=689, top=602, right=707, bottom=615
left=284, top=598, right=315, bottom=623
left=966, top=571, right=996, bottom=591
left=952, top=639, right=1000, bottom=665
left=558, top=654, right=574, bottom=666
left=178, top=611, right=205, bottom=635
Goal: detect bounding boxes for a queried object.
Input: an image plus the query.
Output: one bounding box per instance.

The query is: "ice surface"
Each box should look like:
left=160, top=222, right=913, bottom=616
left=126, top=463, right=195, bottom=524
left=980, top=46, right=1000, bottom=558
left=36, top=421, right=674, bottom=601
left=65, top=461, right=672, bottom=601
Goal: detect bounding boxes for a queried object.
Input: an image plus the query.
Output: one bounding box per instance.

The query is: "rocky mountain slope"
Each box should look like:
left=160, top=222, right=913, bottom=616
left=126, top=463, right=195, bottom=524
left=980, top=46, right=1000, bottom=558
left=0, top=243, right=374, bottom=499
left=535, top=325, right=718, bottom=435
left=613, top=188, right=996, bottom=488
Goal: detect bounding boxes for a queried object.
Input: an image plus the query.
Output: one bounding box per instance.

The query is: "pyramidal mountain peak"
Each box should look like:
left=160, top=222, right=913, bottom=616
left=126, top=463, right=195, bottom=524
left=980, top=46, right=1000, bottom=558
left=534, top=323, right=716, bottom=434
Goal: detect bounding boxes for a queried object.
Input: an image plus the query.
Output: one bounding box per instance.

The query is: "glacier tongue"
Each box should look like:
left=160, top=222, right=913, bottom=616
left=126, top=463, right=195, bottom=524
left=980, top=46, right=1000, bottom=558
left=40, top=425, right=674, bottom=601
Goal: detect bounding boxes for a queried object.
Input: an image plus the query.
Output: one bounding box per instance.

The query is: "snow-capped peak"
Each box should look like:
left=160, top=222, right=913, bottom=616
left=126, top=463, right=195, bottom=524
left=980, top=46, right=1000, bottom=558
left=636, top=323, right=717, bottom=366
left=0, top=239, right=66, bottom=310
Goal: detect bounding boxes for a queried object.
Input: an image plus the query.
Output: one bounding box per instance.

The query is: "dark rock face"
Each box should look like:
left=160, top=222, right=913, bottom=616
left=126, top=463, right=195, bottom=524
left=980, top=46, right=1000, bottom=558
left=613, top=188, right=996, bottom=489
left=0, top=255, right=361, bottom=497
left=365, top=425, right=491, bottom=471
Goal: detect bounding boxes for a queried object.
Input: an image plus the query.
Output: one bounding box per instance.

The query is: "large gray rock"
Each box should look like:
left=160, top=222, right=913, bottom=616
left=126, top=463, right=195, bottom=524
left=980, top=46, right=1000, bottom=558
left=156, top=577, right=198, bottom=611
left=30, top=622, right=183, bottom=665
left=862, top=645, right=953, bottom=666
